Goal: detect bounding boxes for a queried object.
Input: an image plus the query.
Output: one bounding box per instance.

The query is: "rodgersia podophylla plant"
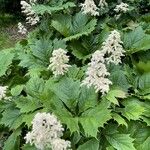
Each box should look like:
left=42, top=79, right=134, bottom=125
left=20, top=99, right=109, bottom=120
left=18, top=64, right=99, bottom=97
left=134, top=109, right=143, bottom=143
left=25, top=113, right=71, bottom=150
left=1, top=0, right=150, bottom=149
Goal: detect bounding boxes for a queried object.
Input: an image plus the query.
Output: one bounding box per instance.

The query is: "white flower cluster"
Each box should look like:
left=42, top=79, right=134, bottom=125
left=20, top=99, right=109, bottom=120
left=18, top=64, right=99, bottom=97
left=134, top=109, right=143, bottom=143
left=80, top=0, right=108, bottom=16
left=101, top=30, right=125, bottom=65
left=81, top=51, right=112, bottom=95
left=80, top=0, right=99, bottom=16
left=25, top=112, right=71, bottom=150
left=21, top=0, right=39, bottom=25
left=18, top=22, right=27, bottom=35
left=48, top=48, right=71, bottom=77
left=114, top=2, right=129, bottom=13
left=82, top=30, right=125, bottom=94
left=0, top=86, right=8, bottom=100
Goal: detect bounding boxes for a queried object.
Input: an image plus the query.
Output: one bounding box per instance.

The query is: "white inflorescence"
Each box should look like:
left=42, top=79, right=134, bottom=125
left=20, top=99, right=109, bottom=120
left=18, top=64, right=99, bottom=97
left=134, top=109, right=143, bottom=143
left=114, top=2, right=129, bottom=13
left=48, top=48, right=71, bottom=76
left=0, top=86, right=8, bottom=100
left=25, top=112, right=71, bottom=150
left=101, top=30, right=125, bottom=65
left=18, top=22, right=27, bottom=34
left=80, top=0, right=99, bottom=16
left=21, top=0, right=39, bottom=25
left=99, top=0, right=108, bottom=9
left=81, top=50, right=112, bottom=95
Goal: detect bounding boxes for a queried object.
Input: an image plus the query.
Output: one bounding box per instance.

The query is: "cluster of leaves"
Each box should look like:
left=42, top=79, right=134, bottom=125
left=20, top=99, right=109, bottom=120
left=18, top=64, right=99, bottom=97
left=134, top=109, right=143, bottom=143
left=0, top=0, right=150, bottom=149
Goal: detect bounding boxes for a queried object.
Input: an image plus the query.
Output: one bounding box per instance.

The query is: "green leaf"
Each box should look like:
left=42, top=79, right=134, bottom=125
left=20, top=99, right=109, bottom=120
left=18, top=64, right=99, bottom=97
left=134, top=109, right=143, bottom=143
left=106, top=133, right=136, bottom=150
left=123, top=26, right=150, bottom=53
left=52, top=77, right=80, bottom=110
left=25, top=76, right=45, bottom=98
left=22, top=144, right=37, bottom=150
left=106, top=89, right=126, bottom=105
left=15, top=96, right=42, bottom=113
left=139, top=136, right=150, bottom=150
left=55, top=109, right=79, bottom=133
left=33, top=2, right=75, bottom=15
left=11, top=85, right=24, bottom=96
left=0, top=50, right=14, bottom=77
left=121, top=98, right=145, bottom=120
left=52, top=12, right=97, bottom=41
left=79, top=100, right=111, bottom=137
left=3, top=129, right=21, bottom=150
left=138, top=73, right=150, bottom=94
left=112, top=113, right=128, bottom=127
left=77, top=138, right=99, bottom=150
left=1, top=108, right=23, bottom=129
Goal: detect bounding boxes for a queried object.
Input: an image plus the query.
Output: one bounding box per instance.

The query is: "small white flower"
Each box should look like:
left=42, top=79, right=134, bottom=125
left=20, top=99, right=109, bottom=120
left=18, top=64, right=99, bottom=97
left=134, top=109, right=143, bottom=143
left=81, top=50, right=112, bottom=95
left=114, top=2, right=129, bottom=13
left=21, top=0, right=39, bottom=25
left=25, top=112, right=71, bottom=150
left=80, top=0, right=99, bottom=16
left=18, top=22, right=27, bottom=34
left=0, top=86, right=8, bottom=100
left=99, top=0, right=108, bottom=9
left=48, top=48, right=71, bottom=76
left=101, top=30, right=125, bottom=65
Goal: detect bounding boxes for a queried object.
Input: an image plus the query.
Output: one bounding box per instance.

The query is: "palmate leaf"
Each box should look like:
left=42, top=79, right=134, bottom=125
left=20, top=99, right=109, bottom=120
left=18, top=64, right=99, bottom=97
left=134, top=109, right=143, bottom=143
left=121, top=98, right=145, bottom=120
left=33, top=2, right=75, bottom=15
left=79, top=100, right=111, bottom=137
left=51, top=12, right=97, bottom=41
left=15, top=96, right=42, bottom=113
left=123, top=26, right=150, bottom=54
left=1, top=108, right=23, bottom=129
left=0, top=50, right=14, bottom=77
left=77, top=138, right=99, bottom=150
left=106, top=89, right=126, bottom=105
left=105, top=133, right=136, bottom=150
left=51, top=77, right=80, bottom=110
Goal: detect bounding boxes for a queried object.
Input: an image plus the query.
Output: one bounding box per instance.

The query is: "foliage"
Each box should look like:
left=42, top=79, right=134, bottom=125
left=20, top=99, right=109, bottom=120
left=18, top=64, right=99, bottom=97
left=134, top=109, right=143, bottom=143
left=0, top=0, right=150, bottom=150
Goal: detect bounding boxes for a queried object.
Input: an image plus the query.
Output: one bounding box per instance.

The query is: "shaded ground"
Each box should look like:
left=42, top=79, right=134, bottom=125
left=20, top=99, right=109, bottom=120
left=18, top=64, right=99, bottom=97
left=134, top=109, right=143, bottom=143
left=0, top=14, right=24, bottom=50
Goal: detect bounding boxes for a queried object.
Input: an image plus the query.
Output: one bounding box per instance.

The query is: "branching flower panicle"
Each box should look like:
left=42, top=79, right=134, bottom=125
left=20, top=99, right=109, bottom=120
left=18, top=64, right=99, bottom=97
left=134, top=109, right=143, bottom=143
left=81, top=50, right=112, bottom=95
left=114, top=2, right=129, bottom=13
left=21, top=0, right=39, bottom=25
left=18, top=22, right=27, bottom=34
left=0, top=86, right=8, bottom=100
left=25, top=112, right=71, bottom=150
left=101, top=30, right=125, bottom=65
left=48, top=48, right=71, bottom=77
left=80, top=0, right=99, bottom=16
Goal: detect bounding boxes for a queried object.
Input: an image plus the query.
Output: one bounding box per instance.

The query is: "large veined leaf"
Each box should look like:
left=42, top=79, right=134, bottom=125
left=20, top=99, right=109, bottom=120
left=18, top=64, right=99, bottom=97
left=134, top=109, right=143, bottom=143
left=106, top=89, right=126, bottom=105
left=138, top=72, right=150, bottom=94
left=79, top=100, right=111, bottom=137
left=0, top=50, right=14, bottom=77
left=105, top=133, right=136, bottom=150
left=51, top=77, right=80, bottom=110
left=55, top=108, right=79, bottom=133
left=77, top=138, right=99, bottom=150
left=121, top=98, right=145, bottom=120
left=33, top=2, right=75, bottom=15
left=1, top=108, right=22, bottom=129
left=15, top=96, right=42, bottom=113
left=51, top=12, right=97, bottom=41
left=123, top=26, right=150, bottom=53
left=3, top=129, right=21, bottom=150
